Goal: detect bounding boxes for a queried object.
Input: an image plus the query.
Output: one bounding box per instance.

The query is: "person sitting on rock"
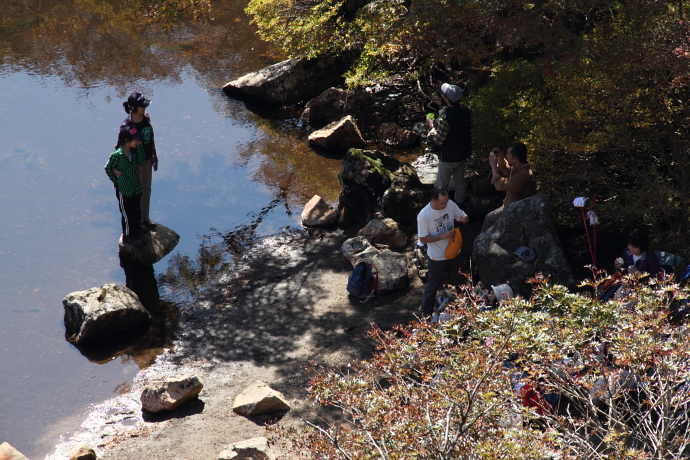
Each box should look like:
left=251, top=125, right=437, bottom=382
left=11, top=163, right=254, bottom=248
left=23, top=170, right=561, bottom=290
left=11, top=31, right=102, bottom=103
left=482, top=142, right=537, bottom=232
left=426, top=83, right=472, bottom=204
left=417, top=187, right=469, bottom=318
left=599, top=228, right=662, bottom=301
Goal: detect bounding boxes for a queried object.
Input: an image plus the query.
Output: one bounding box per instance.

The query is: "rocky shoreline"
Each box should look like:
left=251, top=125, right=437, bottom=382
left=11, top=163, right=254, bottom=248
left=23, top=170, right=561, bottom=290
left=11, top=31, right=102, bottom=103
left=48, top=228, right=427, bottom=460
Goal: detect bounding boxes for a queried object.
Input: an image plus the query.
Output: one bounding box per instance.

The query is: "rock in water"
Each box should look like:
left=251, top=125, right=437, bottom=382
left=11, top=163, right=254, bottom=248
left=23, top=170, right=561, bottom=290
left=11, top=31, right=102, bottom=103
left=140, top=375, right=203, bottom=413
left=0, top=442, right=30, bottom=460
left=223, top=56, right=349, bottom=106
left=308, top=115, right=367, bottom=150
left=232, top=381, right=290, bottom=417
left=301, top=195, right=338, bottom=227
left=118, top=223, right=179, bottom=266
left=63, top=284, right=152, bottom=344
left=218, top=437, right=276, bottom=460
left=473, top=193, right=575, bottom=297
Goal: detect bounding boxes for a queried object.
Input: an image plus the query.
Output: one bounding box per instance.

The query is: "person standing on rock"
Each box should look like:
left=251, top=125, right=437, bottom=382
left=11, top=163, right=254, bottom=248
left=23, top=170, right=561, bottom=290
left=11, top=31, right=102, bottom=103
left=105, top=126, right=148, bottom=246
left=118, top=92, right=158, bottom=231
left=418, top=187, right=469, bottom=317
left=482, top=142, right=537, bottom=232
left=426, top=83, right=472, bottom=204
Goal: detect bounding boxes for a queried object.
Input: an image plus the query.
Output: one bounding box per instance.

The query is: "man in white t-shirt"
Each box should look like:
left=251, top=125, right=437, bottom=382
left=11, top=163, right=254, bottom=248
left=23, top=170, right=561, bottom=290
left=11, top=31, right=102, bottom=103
left=417, top=187, right=469, bottom=316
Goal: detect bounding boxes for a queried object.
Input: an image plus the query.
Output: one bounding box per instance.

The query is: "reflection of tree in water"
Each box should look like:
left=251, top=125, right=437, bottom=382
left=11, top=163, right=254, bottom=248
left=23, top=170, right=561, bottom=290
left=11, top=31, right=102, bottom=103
left=158, top=189, right=292, bottom=303
left=0, top=0, right=275, bottom=90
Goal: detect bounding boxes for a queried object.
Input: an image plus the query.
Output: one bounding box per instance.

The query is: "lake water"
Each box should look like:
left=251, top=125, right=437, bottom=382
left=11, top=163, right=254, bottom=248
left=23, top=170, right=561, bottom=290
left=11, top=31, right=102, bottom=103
left=0, top=2, right=342, bottom=457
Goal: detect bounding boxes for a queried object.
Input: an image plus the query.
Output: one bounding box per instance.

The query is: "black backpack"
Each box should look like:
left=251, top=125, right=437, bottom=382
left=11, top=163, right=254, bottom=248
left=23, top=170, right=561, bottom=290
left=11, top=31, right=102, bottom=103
left=347, top=262, right=379, bottom=298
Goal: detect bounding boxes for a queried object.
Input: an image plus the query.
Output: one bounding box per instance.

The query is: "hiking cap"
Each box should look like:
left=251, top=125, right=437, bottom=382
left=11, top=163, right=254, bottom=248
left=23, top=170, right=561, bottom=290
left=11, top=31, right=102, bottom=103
left=441, top=83, right=463, bottom=102
left=127, top=92, right=151, bottom=108
left=513, top=246, right=536, bottom=262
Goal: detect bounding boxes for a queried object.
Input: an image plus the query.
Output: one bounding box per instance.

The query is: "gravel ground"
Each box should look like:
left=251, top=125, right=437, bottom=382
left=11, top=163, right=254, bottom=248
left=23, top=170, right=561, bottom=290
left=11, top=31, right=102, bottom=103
left=48, top=228, right=426, bottom=460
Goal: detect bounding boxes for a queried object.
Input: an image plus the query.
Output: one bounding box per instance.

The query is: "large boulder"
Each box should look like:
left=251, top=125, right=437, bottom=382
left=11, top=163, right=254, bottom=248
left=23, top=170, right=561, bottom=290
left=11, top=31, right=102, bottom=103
left=360, top=250, right=409, bottom=294
left=118, top=223, right=180, bottom=266
left=223, top=56, right=349, bottom=106
left=301, top=195, right=338, bottom=227
left=218, top=437, right=276, bottom=460
left=473, top=193, right=575, bottom=297
left=140, top=375, right=204, bottom=413
left=308, top=115, right=367, bottom=150
left=0, top=443, right=30, bottom=460
left=301, top=87, right=371, bottom=128
left=232, top=381, right=291, bottom=417
left=337, top=149, right=408, bottom=226
left=382, top=165, right=428, bottom=224
left=378, top=122, right=419, bottom=148
left=357, top=218, right=408, bottom=248
left=63, top=284, right=152, bottom=344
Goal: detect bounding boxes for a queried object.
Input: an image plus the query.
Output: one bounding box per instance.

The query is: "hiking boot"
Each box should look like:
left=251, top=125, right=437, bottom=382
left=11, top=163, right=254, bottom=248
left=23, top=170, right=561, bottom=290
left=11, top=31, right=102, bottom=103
left=141, top=220, right=157, bottom=230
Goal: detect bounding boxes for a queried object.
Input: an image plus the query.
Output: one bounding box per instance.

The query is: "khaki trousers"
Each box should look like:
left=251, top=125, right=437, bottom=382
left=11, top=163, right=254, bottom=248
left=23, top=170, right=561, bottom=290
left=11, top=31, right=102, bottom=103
left=137, top=159, right=153, bottom=223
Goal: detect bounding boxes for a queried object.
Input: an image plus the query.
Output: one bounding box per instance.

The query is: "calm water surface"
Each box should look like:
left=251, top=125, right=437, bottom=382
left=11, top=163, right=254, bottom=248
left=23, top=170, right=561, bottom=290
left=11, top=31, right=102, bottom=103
left=0, top=2, right=342, bottom=457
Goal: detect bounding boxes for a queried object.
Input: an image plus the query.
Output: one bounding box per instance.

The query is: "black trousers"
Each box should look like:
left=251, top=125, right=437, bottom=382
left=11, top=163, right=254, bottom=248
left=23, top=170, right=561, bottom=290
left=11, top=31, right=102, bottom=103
left=116, top=189, right=142, bottom=237
left=421, top=256, right=465, bottom=315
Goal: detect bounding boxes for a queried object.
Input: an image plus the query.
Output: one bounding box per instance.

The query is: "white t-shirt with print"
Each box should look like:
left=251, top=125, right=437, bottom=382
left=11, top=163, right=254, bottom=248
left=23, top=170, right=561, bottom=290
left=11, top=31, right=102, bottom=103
left=417, top=200, right=467, bottom=261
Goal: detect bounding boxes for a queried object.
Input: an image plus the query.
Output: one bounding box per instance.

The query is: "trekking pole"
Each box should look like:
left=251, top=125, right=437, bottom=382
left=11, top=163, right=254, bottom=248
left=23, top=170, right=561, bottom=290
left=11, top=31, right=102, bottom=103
left=592, top=195, right=597, bottom=267
left=573, top=197, right=595, bottom=266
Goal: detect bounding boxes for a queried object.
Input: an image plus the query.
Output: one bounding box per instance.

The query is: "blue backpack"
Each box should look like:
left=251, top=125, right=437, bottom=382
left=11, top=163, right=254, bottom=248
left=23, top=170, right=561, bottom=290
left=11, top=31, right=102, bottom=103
left=347, top=262, right=379, bottom=298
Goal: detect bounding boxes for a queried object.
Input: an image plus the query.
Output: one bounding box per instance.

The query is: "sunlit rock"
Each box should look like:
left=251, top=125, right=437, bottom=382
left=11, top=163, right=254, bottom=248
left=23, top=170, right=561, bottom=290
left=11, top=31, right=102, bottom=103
left=357, top=218, right=408, bottom=248
left=308, top=115, right=366, bottom=150
left=223, top=56, right=348, bottom=106
left=140, top=375, right=203, bottom=413
left=232, top=381, right=290, bottom=417
left=118, top=223, right=179, bottom=266
left=69, top=445, right=97, bottom=460
left=341, top=236, right=379, bottom=266
left=358, top=250, right=409, bottom=294
left=218, top=437, right=276, bottom=460
left=341, top=237, right=409, bottom=293
left=0, top=442, right=30, bottom=460
left=301, top=195, right=338, bottom=228
left=63, top=284, right=152, bottom=344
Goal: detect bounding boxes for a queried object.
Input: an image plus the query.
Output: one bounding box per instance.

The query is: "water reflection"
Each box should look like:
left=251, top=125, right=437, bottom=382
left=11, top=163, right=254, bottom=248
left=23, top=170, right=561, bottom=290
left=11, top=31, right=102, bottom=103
left=0, top=0, right=343, bottom=457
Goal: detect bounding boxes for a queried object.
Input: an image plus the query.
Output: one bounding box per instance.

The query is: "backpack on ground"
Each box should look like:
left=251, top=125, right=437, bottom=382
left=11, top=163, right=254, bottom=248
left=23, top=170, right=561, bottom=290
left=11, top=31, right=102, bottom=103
left=347, top=262, right=379, bottom=301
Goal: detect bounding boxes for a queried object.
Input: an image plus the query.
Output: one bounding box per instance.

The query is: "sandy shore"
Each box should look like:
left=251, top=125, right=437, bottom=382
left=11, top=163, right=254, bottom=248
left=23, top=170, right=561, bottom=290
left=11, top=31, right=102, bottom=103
left=48, top=228, right=425, bottom=460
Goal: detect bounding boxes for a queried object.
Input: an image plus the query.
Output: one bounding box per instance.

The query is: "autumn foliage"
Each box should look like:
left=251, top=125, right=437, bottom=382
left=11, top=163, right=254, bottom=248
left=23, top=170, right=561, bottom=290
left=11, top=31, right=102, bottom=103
left=288, top=276, right=690, bottom=459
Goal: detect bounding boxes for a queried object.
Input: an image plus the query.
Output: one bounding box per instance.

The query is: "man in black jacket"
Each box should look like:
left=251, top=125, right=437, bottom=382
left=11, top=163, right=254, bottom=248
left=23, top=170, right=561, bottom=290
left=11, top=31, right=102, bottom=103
left=426, top=83, right=472, bottom=203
